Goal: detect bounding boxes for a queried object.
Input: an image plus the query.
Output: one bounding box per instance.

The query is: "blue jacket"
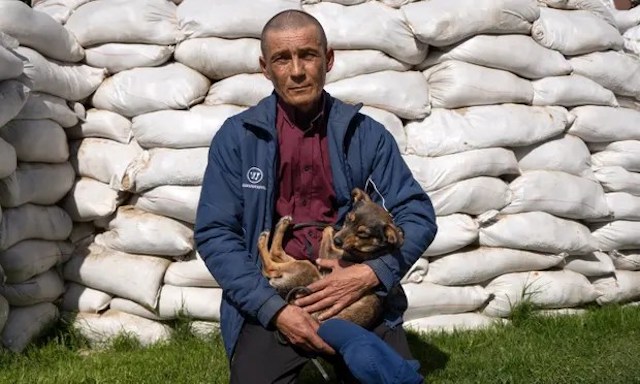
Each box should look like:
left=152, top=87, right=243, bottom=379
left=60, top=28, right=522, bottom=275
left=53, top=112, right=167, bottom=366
left=194, top=93, right=437, bottom=359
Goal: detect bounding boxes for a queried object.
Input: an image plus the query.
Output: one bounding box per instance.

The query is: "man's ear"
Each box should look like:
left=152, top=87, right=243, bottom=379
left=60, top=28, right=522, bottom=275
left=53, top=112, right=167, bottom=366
left=384, top=224, right=404, bottom=246
left=326, top=47, right=334, bottom=73
left=259, top=56, right=272, bottom=81
left=351, top=188, right=371, bottom=203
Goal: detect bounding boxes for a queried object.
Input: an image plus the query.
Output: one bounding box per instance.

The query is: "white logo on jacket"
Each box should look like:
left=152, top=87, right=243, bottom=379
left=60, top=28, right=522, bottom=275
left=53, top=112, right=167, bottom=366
left=243, top=166, right=266, bottom=190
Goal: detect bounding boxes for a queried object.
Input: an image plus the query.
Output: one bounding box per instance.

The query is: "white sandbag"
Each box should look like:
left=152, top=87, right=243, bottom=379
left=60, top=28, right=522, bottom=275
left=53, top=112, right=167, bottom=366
left=429, top=177, right=512, bottom=216
left=66, top=109, right=132, bottom=144
left=608, top=250, right=640, bottom=270
left=0, top=240, right=72, bottom=284
left=178, top=0, right=301, bottom=39
left=0, top=80, right=30, bottom=128
left=589, top=140, right=640, bottom=154
left=94, top=206, right=194, bottom=257
left=119, top=148, right=209, bottom=193
left=404, top=313, right=506, bottom=334
left=570, top=51, right=640, bottom=100
left=359, top=106, right=406, bottom=153
left=158, top=285, right=222, bottom=321
left=131, top=105, right=246, bottom=149
left=64, top=243, right=171, bottom=309
left=0, top=204, right=72, bottom=251
left=0, top=1, right=83, bottom=62
left=424, top=61, right=533, bottom=109
left=60, top=177, right=125, bottom=222
left=483, top=270, right=600, bottom=317
left=405, top=105, right=569, bottom=157
left=538, top=0, right=616, bottom=27
left=564, top=251, right=615, bottom=277
left=327, top=50, right=411, bottom=83
left=205, top=73, right=273, bottom=107
left=69, top=138, right=143, bottom=186
left=400, top=258, right=430, bottom=285
left=532, top=75, right=618, bottom=107
left=109, top=298, right=163, bottom=321
left=423, top=215, right=479, bottom=257
left=174, top=37, right=261, bottom=80
left=61, top=283, right=112, bottom=314
left=623, top=25, right=640, bottom=54
left=0, top=45, right=22, bottom=82
left=1, top=302, right=58, bottom=353
left=92, top=63, right=210, bottom=117
left=0, top=295, right=7, bottom=334
left=419, top=35, right=571, bottom=79
left=592, top=271, right=640, bottom=304
left=426, top=247, right=566, bottom=286
left=592, top=150, right=640, bottom=172
left=31, top=0, right=79, bottom=24
left=0, top=120, right=68, bottom=163
left=532, top=8, right=623, bottom=55
left=189, top=321, right=220, bottom=339
left=15, top=93, right=81, bottom=128
left=502, top=171, right=610, bottom=220
left=402, top=0, right=539, bottom=47
left=478, top=210, right=599, bottom=255
left=72, top=310, right=171, bottom=347
left=569, top=107, right=640, bottom=143
left=602, top=193, right=640, bottom=221
left=535, top=308, right=588, bottom=317
left=132, top=185, right=200, bottom=224
left=591, top=221, right=640, bottom=251
left=85, top=44, right=175, bottom=74
left=164, top=258, right=217, bottom=287
left=403, top=282, right=490, bottom=321
left=0, top=138, right=15, bottom=181
left=17, top=47, right=106, bottom=102
left=613, top=7, right=640, bottom=33
left=324, top=71, right=431, bottom=120
left=304, top=2, right=427, bottom=64
left=0, top=163, right=74, bottom=208
left=403, top=148, right=519, bottom=192
left=514, top=135, right=594, bottom=179
left=66, top=0, right=184, bottom=46
left=0, top=269, right=64, bottom=307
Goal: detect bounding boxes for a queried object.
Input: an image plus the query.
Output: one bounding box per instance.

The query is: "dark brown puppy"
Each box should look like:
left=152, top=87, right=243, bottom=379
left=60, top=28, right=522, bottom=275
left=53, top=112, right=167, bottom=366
left=258, top=188, right=404, bottom=329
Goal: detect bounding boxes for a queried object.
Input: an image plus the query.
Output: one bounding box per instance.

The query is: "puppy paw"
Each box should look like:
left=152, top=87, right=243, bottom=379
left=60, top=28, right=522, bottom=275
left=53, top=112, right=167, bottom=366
left=277, top=215, right=293, bottom=228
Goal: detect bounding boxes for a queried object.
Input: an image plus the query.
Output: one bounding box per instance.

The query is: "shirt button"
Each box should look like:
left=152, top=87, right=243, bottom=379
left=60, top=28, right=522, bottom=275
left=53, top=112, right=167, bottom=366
left=304, top=165, right=311, bottom=172
left=301, top=199, right=307, bottom=206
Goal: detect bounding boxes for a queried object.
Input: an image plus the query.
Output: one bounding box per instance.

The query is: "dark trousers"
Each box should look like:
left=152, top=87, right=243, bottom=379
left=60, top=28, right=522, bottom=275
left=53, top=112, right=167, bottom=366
left=230, top=320, right=414, bottom=384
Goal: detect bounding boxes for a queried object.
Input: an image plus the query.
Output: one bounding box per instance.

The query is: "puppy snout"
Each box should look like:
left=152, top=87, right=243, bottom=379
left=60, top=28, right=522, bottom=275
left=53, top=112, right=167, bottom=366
left=333, top=236, right=343, bottom=247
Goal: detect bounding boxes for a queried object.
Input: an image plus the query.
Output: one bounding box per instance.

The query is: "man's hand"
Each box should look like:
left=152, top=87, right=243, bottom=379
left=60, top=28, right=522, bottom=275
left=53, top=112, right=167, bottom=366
left=273, top=305, right=335, bottom=355
left=294, top=259, right=379, bottom=321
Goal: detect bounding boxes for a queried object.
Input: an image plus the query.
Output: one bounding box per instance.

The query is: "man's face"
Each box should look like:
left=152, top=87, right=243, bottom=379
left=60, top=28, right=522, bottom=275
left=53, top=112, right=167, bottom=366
left=260, top=25, right=334, bottom=113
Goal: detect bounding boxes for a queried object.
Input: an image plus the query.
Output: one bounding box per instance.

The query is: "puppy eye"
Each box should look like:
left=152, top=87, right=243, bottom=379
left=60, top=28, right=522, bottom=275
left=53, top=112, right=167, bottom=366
left=357, top=232, right=371, bottom=239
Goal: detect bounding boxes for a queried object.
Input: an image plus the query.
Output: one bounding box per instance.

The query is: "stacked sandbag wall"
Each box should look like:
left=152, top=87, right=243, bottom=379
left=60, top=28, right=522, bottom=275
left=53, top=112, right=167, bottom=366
left=1, top=0, right=640, bottom=349
left=0, top=0, right=99, bottom=352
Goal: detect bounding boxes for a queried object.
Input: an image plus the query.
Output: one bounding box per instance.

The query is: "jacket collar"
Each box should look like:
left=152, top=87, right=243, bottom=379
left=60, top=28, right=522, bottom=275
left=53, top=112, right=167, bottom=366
left=241, top=91, right=363, bottom=142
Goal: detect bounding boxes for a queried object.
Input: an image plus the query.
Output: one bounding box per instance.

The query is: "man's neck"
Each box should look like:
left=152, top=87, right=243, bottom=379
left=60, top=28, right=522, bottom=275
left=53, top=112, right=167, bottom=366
left=278, top=95, right=325, bottom=129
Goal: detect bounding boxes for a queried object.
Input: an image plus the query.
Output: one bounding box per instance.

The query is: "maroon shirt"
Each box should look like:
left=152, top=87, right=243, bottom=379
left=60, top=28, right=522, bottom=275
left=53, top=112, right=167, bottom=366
left=274, top=96, right=338, bottom=261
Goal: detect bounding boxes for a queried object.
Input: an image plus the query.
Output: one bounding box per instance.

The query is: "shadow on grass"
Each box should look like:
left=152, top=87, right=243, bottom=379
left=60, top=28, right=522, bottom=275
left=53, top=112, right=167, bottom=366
left=406, top=331, right=449, bottom=379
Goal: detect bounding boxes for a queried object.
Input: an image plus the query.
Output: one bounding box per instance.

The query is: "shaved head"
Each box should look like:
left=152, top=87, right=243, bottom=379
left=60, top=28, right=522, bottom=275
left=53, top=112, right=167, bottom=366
left=260, top=10, right=328, bottom=57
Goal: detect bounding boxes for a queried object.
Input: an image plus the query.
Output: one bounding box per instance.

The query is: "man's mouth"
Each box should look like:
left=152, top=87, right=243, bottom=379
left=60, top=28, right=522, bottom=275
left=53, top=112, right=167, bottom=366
left=289, top=85, right=311, bottom=92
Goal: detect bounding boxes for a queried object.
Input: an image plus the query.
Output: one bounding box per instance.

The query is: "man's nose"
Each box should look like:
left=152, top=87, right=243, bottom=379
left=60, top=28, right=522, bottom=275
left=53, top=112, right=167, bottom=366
left=333, top=236, right=343, bottom=247
left=291, top=57, right=304, bottom=78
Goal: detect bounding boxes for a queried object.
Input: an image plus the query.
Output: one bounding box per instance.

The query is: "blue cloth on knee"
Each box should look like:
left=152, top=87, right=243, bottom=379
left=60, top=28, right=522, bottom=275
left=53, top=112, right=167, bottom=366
left=317, top=319, right=424, bottom=384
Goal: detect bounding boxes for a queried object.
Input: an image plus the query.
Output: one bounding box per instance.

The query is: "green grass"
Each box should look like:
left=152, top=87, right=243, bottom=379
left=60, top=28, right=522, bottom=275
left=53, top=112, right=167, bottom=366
left=1, top=305, right=639, bottom=384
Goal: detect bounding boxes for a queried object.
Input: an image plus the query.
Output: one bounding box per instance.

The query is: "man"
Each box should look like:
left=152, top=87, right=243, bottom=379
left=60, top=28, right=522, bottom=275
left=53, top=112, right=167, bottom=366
left=194, top=10, right=437, bottom=383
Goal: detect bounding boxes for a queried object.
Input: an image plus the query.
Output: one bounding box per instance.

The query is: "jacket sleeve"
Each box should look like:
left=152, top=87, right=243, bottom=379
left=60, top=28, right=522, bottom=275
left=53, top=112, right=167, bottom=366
left=361, top=121, right=438, bottom=295
left=194, top=120, right=286, bottom=328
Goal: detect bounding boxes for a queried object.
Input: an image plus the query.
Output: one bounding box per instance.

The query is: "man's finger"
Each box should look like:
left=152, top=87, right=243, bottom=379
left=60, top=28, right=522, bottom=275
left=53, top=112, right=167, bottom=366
left=299, top=296, right=337, bottom=314
left=294, top=289, right=327, bottom=307
left=317, top=304, right=344, bottom=321
left=315, top=258, right=337, bottom=269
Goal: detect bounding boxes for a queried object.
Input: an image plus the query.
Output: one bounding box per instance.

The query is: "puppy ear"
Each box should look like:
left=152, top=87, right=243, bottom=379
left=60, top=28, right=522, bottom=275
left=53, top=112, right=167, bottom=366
left=384, top=224, right=404, bottom=246
left=351, top=188, right=371, bottom=203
